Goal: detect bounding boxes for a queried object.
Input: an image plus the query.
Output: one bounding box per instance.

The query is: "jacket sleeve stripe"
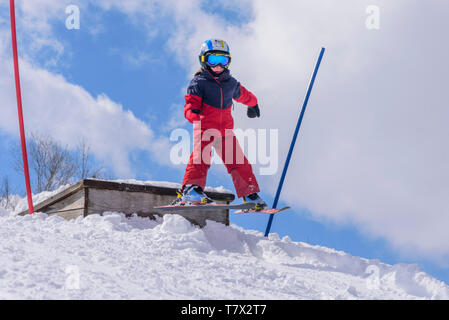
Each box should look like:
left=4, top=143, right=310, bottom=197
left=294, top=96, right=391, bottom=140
left=234, top=84, right=257, bottom=107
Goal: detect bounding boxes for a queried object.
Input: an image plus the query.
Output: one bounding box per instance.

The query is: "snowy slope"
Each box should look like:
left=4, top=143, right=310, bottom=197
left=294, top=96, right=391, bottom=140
left=1, top=206, right=448, bottom=300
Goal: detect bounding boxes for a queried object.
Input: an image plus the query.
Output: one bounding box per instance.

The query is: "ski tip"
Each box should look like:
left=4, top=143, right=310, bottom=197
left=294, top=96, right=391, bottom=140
left=234, top=206, right=290, bottom=215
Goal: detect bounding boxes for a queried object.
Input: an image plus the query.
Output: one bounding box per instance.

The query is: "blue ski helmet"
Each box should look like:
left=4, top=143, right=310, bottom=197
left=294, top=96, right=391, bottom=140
left=199, top=39, right=231, bottom=69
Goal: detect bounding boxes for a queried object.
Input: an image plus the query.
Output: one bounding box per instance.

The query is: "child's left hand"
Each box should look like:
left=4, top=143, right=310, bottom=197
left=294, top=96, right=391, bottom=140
left=247, top=104, right=260, bottom=118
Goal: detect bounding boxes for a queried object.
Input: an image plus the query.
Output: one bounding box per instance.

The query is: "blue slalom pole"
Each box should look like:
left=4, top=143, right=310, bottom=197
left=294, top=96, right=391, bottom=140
left=264, top=47, right=325, bottom=237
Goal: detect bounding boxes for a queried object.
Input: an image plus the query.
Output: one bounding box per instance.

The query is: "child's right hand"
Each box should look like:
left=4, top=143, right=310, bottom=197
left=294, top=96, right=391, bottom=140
left=185, top=109, right=202, bottom=123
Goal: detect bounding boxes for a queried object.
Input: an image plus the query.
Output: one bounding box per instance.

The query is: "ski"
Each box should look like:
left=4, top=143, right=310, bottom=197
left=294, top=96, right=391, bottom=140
left=154, top=202, right=256, bottom=212
left=234, top=206, right=291, bottom=215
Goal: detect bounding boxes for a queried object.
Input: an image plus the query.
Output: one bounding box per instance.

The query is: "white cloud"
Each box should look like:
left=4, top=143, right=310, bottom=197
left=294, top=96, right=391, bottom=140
left=0, top=48, right=170, bottom=177
left=1, top=0, right=68, bottom=64
left=0, top=0, right=171, bottom=178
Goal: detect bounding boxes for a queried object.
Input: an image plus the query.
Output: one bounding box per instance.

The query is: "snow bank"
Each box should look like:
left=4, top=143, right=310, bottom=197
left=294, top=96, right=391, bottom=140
left=0, top=210, right=448, bottom=300
left=0, top=207, right=9, bottom=217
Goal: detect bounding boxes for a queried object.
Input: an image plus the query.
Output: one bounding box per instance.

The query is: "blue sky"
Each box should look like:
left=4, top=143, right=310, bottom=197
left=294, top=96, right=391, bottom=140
left=1, top=0, right=449, bottom=287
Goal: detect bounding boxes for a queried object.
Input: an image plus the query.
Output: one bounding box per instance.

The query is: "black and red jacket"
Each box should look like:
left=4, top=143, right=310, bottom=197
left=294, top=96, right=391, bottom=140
left=184, top=68, right=258, bottom=131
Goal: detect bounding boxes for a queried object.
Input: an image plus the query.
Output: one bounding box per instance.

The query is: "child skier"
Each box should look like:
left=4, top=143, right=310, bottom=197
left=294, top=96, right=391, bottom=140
left=172, top=39, right=267, bottom=210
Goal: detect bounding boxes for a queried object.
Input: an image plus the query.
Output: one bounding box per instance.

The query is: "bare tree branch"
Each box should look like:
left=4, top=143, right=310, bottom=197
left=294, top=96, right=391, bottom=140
left=75, top=137, right=106, bottom=180
left=0, top=176, right=11, bottom=210
left=13, top=132, right=106, bottom=193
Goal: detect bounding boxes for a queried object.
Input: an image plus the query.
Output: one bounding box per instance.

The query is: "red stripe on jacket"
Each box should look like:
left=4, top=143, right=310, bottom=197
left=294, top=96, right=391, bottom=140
left=235, top=85, right=257, bottom=107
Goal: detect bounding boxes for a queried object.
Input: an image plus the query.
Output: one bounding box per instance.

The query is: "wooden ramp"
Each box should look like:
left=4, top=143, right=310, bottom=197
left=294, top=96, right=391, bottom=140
left=19, top=179, right=235, bottom=227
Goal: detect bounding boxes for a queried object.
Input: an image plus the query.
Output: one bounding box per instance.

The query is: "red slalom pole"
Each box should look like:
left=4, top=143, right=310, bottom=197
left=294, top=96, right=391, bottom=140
left=10, top=0, right=34, bottom=214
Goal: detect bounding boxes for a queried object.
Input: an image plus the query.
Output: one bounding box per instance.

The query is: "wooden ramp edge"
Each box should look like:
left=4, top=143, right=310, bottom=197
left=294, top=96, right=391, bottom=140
left=18, top=179, right=235, bottom=227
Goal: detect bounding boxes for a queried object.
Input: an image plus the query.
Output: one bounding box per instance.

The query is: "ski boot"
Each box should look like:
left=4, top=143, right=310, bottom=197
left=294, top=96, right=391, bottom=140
left=171, top=184, right=215, bottom=206
left=242, top=193, right=267, bottom=211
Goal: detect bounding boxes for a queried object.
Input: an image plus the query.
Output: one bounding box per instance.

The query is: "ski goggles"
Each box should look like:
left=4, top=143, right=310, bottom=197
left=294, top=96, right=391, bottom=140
left=203, top=53, right=231, bottom=67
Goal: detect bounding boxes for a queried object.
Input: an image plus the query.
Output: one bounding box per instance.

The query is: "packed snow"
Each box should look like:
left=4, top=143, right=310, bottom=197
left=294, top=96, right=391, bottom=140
left=2, top=184, right=449, bottom=300
left=1, top=203, right=448, bottom=300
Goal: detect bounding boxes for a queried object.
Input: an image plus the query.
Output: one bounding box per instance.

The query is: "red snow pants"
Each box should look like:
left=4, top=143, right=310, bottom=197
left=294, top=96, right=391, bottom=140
left=182, top=127, right=260, bottom=198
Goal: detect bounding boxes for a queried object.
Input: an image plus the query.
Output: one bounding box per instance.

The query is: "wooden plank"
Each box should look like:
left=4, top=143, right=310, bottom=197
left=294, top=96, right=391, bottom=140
left=18, top=181, right=83, bottom=216
left=83, top=187, right=89, bottom=217
left=87, top=188, right=229, bottom=227
left=82, top=179, right=235, bottom=202
left=40, top=188, right=85, bottom=220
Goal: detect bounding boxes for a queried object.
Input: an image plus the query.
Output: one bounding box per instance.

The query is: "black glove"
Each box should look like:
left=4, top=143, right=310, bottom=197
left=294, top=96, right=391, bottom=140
left=247, top=104, right=260, bottom=118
